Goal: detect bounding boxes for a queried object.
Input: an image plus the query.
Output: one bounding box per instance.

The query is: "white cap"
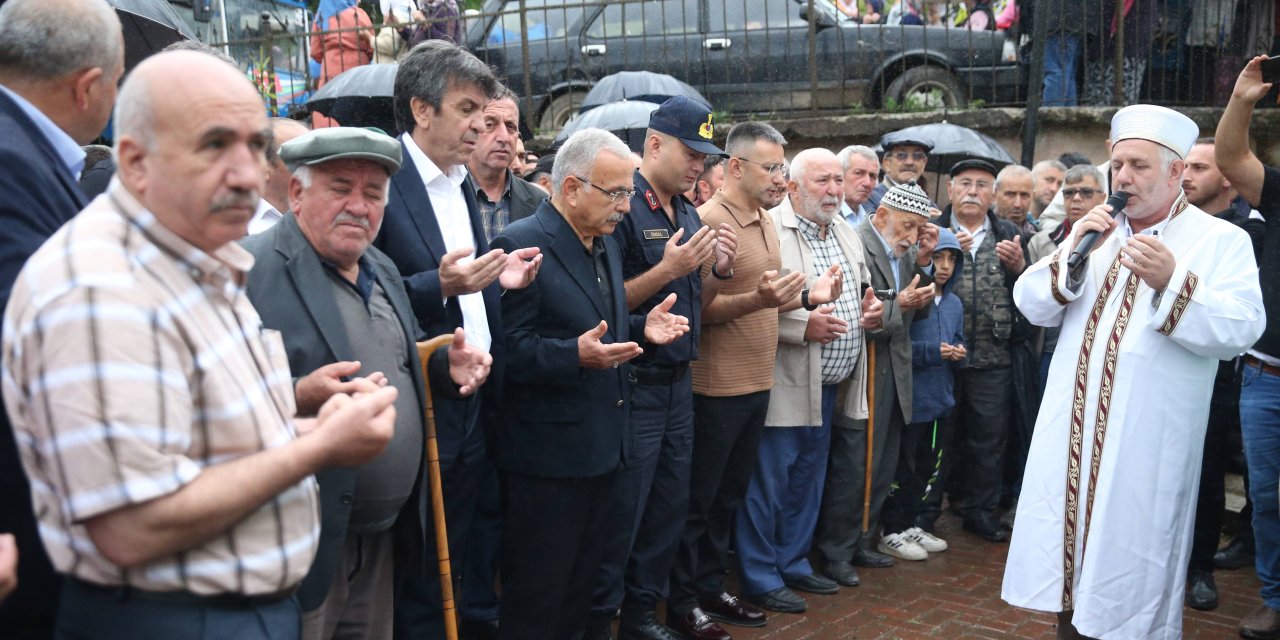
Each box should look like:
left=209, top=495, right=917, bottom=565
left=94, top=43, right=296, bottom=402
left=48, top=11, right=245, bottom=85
left=880, top=180, right=933, bottom=218
left=1110, top=105, right=1199, bottom=159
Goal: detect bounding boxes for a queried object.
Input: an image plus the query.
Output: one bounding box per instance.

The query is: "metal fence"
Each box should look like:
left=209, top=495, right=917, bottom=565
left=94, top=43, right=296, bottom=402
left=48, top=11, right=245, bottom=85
left=191, top=0, right=1277, bottom=131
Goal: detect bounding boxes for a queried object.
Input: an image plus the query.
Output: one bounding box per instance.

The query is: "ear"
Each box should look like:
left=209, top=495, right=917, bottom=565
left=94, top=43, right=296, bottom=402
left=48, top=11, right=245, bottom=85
left=645, top=133, right=661, bottom=158
left=410, top=96, right=435, bottom=132
left=288, top=173, right=305, bottom=215
left=114, top=136, right=148, bottom=194
left=1169, top=159, right=1185, bottom=183
left=72, top=67, right=105, bottom=111
left=727, top=156, right=744, bottom=179
left=787, top=178, right=799, bottom=194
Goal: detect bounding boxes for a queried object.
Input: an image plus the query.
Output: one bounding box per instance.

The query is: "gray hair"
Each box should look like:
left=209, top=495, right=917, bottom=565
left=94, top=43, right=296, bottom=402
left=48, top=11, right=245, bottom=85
left=789, top=148, right=838, bottom=185
left=394, top=40, right=499, bottom=134
left=837, top=144, right=879, bottom=171
left=1156, top=144, right=1182, bottom=174
left=994, top=164, right=1032, bottom=190
left=551, top=128, right=631, bottom=194
left=724, top=121, right=786, bottom=157
left=0, top=0, right=123, bottom=83
left=1063, top=164, right=1104, bottom=187
left=1031, top=159, right=1067, bottom=177
left=161, top=39, right=237, bottom=67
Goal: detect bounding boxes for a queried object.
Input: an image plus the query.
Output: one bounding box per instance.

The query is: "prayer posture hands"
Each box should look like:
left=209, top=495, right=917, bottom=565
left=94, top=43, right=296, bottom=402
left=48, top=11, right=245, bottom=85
left=896, top=274, right=936, bottom=311
left=809, top=264, right=844, bottom=306
left=955, top=228, right=974, bottom=253
left=859, top=285, right=884, bottom=329
left=1119, top=235, right=1175, bottom=293
left=446, top=328, right=493, bottom=396
left=644, top=293, right=691, bottom=345
left=916, top=222, right=940, bottom=266
left=996, top=235, right=1025, bottom=274
left=659, top=226, right=716, bottom=279
left=498, top=247, right=543, bottom=290
left=295, top=361, right=389, bottom=416
left=756, top=270, right=807, bottom=308
left=578, top=322, right=643, bottom=370
left=805, top=304, right=848, bottom=344
left=713, top=223, right=738, bottom=276
left=310, top=380, right=398, bottom=467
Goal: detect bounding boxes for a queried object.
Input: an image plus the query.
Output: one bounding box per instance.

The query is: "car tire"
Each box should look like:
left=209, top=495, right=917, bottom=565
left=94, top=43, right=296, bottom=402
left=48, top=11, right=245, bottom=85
left=539, top=90, right=588, bottom=133
left=882, top=65, right=967, bottom=109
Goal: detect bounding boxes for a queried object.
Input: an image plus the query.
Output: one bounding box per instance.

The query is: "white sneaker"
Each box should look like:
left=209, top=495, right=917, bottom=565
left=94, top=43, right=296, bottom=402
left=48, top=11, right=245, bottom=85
left=904, top=526, right=948, bottom=553
left=877, top=532, right=928, bottom=561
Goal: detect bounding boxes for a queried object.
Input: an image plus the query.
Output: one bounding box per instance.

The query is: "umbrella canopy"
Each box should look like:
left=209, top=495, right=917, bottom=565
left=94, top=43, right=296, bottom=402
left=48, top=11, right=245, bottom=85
left=578, top=71, right=708, bottom=114
left=876, top=122, right=1015, bottom=174
left=306, top=63, right=400, bottom=135
left=107, top=0, right=198, bottom=71
left=555, top=100, right=659, bottom=153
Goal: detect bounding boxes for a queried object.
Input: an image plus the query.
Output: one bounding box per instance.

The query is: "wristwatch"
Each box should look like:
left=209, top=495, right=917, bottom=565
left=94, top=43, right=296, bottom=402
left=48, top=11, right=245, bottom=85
left=801, top=289, right=818, bottom=311
left=710, top=263, right=734, bottom=280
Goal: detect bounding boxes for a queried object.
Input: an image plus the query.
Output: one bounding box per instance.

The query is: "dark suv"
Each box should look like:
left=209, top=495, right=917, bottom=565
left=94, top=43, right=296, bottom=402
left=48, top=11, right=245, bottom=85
left=466, top=0, right=1024, bottom=131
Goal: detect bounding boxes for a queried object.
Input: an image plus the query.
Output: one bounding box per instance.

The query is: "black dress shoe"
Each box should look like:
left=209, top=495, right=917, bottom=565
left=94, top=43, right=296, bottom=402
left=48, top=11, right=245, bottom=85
left=1241, top=604, right=1280, bottom=640
left=698, top=592, right=767, bottom=628
left=1185, top=569, right=1219, bottom=611
left=460, top=619, right=500, bottom=640
left=746, top=587, right=806, bottom=614
left=1215, top=535, right=1257, bottom=570
left=784, top=572, right=839, bottom=595
left=963, top=514, right=1010, bottom=542
left=619, top=611, right=682, bottom=640
left=666, top=608, right=731, bottom=640
left=851, top=546, right=896, bottom=567
left=823, top=560, right=860, bottom=587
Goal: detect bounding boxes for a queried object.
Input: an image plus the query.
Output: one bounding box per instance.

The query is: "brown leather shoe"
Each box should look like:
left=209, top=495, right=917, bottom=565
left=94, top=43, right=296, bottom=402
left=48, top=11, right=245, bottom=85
left=698, top=592, right=767, bottom=628
left=666, top=608, right=731, bottom=640
left=1241, top=604, right=1280, bottom=640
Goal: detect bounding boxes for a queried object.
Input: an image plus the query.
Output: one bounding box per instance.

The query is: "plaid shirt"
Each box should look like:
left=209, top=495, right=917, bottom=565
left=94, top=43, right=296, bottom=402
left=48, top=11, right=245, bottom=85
left=2, top=181, right=320, bottom=595
left=795, top=215, right=862, bottom=384
left=470, top=171, right=512, bottom=243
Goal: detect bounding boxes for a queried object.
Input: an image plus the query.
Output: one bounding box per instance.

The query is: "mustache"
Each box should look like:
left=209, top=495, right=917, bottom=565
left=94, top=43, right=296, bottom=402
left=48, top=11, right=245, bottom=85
left=334, top=212, right=371, bottom=230
left=960, top=196, right=984, bottom=206
left=209, top=189, right=258, bottom=212
left=606, top=213, right=625, bottom=223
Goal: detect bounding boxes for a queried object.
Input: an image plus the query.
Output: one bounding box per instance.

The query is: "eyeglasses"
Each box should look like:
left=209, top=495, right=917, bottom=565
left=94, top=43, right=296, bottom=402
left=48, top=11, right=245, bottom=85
left=735, top=156, right=786, bottom=176
left=576, top=177, right=636, bottom=203
left=952, top=179, right=993, bottom=191
left=1062, top=187, right=1102, bottom=200
left=888, top=151, right=928, bottom=162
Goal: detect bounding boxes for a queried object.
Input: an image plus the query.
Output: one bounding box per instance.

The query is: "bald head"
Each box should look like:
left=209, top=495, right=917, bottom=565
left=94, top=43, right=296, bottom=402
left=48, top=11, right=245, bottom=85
left=265, top=118, right=311, bottom=213
left=115, top=51, right=271, bottom=253
left=788, top=148, right=844, bottom=225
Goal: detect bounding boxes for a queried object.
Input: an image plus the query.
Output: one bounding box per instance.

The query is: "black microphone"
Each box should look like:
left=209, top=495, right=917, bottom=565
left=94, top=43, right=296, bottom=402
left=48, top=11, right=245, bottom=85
left=859, top=282, right=897, bottom=301
left=1066, top=191, right=1129, bottom=270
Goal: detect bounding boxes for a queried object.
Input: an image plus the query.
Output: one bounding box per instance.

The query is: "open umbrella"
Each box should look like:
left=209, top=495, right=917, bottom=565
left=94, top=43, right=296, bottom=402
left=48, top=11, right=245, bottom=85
left=306, top=63, right=400, bottom=135
left=578, top=71, right=708, bottom=114
left=107, top=0, right=198, bottom=71
left=877, top=122, right=1016, bottom=174
left=554, top=100, right=658, bottom=152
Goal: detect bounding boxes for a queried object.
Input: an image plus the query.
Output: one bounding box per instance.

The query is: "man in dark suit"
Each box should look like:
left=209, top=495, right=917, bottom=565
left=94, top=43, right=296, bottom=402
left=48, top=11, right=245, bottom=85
left=459, top=85, right=546, bottom=638
left=491, top=128, right=690, bottom=640
left=373, top=40, right=541, bottom=639
left=816, top=181, right=938, bottom=587
left=0, top=1, right=124, bottom=634
left=242, top=127, right=492, bottom=639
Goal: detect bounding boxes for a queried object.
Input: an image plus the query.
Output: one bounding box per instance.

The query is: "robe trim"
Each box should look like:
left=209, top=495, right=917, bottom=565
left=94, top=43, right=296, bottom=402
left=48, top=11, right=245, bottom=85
left=1060, top=252, right=1124, bottom=609
left=1049, top=249, right=1070, bottom=306
left=1157, top=271, right=1199, bottom=336
left=1079, top=271, right=1142, bottom=576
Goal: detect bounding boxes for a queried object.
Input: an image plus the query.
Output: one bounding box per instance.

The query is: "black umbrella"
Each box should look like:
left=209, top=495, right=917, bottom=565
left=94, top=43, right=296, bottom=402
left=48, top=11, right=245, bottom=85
left=107, top=0, right=198, bottom=71
left=877, top=122, right=1016, bottom=174
left=554, top=100, right=658, bottom=153
left=578, top=71, right=708, bottom=114
left=306, top=63, right=400, bottom=135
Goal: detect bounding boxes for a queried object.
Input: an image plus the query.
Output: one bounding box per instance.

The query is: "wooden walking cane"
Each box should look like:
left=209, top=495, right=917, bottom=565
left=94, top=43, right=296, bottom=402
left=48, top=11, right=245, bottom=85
left=417, top=334, right=460, bottom=640
left=862, top=341, right=876, bottom=533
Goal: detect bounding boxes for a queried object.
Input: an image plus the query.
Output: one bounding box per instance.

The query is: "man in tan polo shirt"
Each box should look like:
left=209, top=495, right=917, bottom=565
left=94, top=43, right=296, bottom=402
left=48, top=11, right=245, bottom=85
left=667, top=122, right=840, bottom=640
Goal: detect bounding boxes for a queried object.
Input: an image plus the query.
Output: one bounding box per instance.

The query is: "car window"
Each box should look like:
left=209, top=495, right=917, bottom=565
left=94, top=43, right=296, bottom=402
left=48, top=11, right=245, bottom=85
left=585, top=0, right=697, bottom=38
left=709, top=0, right=808, bottom=31
left=488, top=0, right=584, bottom=44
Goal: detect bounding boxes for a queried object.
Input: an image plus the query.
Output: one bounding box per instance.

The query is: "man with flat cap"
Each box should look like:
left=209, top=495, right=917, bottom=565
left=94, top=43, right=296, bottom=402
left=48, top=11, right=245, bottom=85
left=241, top=127, right=493, bottom=640
left=928, top=158, right=1026, bottom=542
left=1003, top=105, right=1265, bottom=639
left=588, top=96, right=737, bottom=640
left=867, top=132, right=935, bottom=211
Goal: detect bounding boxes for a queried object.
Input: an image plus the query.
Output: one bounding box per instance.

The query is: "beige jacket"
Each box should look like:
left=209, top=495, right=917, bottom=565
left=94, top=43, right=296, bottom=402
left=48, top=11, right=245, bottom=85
left=765, top=198, right=876, bottom=427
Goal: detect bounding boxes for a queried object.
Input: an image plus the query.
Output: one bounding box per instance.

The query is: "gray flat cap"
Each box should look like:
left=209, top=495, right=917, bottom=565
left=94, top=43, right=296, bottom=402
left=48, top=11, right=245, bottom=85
left=279, top=127, right=402, bottom=174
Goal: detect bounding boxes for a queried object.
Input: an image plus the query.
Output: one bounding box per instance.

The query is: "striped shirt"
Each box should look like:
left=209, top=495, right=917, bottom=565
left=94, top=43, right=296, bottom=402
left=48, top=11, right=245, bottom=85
left=1, top=181, right=320, bottom=595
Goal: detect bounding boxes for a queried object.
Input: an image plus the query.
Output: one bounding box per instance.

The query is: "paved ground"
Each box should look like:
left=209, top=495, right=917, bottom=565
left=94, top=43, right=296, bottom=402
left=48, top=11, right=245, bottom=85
left=713, top=511, right=1261, bottom=640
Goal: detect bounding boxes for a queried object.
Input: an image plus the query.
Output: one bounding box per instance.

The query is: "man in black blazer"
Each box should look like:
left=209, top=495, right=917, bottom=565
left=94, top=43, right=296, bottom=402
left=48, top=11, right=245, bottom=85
left=242, top=127, right=490, bottom=639
left=0, top=1, right=124, bottom=634
left=491, top=128, right=690, bottom=640
left=372, top=40, right=541, bottom=639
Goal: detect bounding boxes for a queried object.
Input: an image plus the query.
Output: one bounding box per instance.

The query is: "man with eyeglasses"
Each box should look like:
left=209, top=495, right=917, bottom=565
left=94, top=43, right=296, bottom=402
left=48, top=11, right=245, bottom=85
left=492, top=127, right=691, bottom=640
left=926, top=159, right=1026, bottom=543
left=589, top=96, right=737, bottom=640
left=668, top=121, right=825, bottom=640
left=867, top=133, right=936, bottom=212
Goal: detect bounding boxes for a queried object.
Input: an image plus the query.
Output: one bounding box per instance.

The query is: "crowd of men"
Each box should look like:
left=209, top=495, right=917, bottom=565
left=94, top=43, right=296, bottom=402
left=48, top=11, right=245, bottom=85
left=0, top=2, right=1279, bottom=640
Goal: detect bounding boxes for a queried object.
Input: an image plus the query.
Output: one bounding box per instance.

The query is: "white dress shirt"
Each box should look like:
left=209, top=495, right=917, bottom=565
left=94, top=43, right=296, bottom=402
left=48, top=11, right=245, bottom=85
left=401, top=132, right=492, bottom=352
left=247, top=199, right=283, bottom=235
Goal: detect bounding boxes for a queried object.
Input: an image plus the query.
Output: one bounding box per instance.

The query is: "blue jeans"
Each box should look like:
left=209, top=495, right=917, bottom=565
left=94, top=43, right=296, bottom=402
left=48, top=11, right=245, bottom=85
left=735, top=385, right=836, bottom=596
left=1242, top=362, right=1280, bottom=608
left=1042, top=34, right=1080, bottom=107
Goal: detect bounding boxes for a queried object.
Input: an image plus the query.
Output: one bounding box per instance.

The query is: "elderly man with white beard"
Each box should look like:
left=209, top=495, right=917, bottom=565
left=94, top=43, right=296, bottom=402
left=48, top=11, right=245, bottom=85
left=734, top=148, right=884, bottom=614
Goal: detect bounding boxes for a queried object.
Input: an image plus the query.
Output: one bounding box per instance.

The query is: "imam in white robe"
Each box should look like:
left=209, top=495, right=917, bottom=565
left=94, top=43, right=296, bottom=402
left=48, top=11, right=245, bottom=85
left=1001, top=195, right=1265, bottom=639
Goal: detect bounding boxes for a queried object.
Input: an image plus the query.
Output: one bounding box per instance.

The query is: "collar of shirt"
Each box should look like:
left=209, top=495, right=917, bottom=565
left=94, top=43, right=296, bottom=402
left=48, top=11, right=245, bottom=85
left=0, top=83, right=86, bottom=179
left=468, top=168, right=514, bottom=204
left=249, top=198, right=284, bottom=234
left=1118, top=211, right=1173, bottom=239
left=107, top=178, right=254, bottom=295
left=321, top=253, right=378, bottom=306
left=402, top=132, right=468, bottom=191
left=794, top=211, right=830, bottom=242
left=955, top=214, right=991, bottom=258
left=710, top=189, right=764, bottom=228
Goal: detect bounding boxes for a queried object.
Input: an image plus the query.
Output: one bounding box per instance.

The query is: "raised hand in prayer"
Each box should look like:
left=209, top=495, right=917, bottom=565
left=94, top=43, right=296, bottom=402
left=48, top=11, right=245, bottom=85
left=805, top=305, right=849, bottom=344
left=577, top=321, right=643, bottom=369
left=644, top=293, right=691, bottom=345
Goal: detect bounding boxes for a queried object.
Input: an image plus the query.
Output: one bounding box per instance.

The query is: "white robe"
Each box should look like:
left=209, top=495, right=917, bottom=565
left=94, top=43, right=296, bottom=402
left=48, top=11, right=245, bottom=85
left=1001, top=195, right=1265, bottom=639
